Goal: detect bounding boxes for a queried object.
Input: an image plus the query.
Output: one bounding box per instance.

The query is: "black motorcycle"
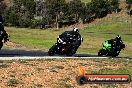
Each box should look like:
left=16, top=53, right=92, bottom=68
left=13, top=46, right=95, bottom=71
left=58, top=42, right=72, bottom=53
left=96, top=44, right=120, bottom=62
left=98, top=40, right=125, bottom=57
left=48, top=32, right=83, bottom=56
left=0, top=31, right=9, bottom=49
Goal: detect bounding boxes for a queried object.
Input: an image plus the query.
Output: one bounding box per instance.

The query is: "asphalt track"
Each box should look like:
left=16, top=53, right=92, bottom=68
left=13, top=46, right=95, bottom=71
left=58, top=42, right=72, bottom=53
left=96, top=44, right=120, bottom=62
left=0, top=49, right=131, bottom=60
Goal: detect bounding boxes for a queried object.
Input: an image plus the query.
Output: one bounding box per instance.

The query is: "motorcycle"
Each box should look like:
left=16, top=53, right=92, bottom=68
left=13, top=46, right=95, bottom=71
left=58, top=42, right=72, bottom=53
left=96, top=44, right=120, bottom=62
left=48, top=32, right=83, bottom=56
left=98, top=40, right=125, bottom=57
left=0, top=31, right=9, bottom=50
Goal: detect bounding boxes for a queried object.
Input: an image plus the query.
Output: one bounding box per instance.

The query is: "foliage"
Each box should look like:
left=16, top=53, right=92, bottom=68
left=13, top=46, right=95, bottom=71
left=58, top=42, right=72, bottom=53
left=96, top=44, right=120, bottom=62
left=3, top=0, right=120, bottom=28
left=126, top=0, right=132, bottom=4
left=4, top=0, right=35, bottom=27
left=0, top=0, right=6, bottom=14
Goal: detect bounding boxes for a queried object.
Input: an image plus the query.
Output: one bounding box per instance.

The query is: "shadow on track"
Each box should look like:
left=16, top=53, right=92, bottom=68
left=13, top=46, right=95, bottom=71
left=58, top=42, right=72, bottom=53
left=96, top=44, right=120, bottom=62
left=0, top=49, right=131, bottom=59
left=76, top=54, right=132, bottom=59
left=0, top=49, right=100, bottom=57
left=75, top=54, right=99, bottom=57
left=0, top=49, right=48, bottom=57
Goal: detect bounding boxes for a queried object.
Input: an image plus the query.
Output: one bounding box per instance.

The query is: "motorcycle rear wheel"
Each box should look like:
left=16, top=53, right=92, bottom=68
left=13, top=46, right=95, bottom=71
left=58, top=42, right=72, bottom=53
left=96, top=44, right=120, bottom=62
left=111, top=50, right=120, bottom=57
left=0, top=41, right=3, bottom=50
left=66, top=47, right=77, bottom=56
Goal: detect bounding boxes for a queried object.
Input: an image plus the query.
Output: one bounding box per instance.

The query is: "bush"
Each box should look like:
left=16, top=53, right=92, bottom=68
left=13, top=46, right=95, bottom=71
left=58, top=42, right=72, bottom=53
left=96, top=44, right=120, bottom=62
left=30, top=19, right=42, bottom=28
left=126, top=0, right=132, bottom=4
left=7, top=79, right=19, bottom=87
left=18, top=18, right=31, bottom=28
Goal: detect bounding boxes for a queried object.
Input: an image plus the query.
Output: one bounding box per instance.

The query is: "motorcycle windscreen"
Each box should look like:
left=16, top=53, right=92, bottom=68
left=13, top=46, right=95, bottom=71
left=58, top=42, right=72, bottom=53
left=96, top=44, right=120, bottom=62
left=59, top=32, right=71, bottom=42
left=103, top=41, right=112, bottom=50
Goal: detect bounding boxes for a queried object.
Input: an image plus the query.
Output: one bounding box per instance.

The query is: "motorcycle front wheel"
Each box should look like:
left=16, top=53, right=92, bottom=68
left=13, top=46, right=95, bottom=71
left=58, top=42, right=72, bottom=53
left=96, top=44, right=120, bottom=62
left=98, top=49, right=106, bottom=56
left=48, top=44, right=57, bottom=56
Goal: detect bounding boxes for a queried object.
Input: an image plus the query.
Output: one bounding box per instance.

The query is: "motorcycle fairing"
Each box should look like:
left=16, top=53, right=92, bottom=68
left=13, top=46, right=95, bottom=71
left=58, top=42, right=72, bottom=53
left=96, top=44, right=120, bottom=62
left=102, top=41, right=111, bottom=50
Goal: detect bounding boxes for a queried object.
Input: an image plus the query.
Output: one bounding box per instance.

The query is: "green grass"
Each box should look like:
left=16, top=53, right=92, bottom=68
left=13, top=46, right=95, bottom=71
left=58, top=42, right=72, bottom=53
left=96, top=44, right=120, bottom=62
left=80, top=21, right=132, bottom=57
left=5, top=20, right=132, bottom=57
left=6, top=27, right=62, bottom=49
left=66, top=0, right=91, bottom=3
left=4, top=11, right=132, bottom=57
left=83, top=58, right=132, bottom=80
left=81, top=0, right=91, bottom=3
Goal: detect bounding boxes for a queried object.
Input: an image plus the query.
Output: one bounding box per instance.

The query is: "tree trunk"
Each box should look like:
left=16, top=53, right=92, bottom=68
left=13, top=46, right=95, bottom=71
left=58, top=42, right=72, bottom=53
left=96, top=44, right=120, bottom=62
left=56, top=14, right=59, bottom=29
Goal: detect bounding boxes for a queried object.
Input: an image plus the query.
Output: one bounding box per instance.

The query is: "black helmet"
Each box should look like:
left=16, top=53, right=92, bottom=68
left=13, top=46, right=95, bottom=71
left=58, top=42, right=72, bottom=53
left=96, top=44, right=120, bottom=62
left=73, top=28, right=79, bottom=33
left=115, top=35, right=121, bottom=40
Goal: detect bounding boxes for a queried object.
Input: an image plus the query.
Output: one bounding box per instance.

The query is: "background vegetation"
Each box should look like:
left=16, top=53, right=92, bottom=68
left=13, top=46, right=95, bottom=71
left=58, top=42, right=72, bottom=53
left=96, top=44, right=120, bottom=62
left=1, top=0, right=131, bottom=28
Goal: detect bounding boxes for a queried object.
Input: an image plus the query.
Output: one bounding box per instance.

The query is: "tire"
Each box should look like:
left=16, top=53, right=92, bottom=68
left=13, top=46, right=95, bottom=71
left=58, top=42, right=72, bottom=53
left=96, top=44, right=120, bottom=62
left=122, top=44, right=125, bottom=49
left=98, top=49, right=106, bottom=56
left=66, top=47, right=77, bottom=56
left=0, top=41, right=3, bottom=50
left=76, top=75, right=86, bottom=85
left=111, top=50, right=120, bottom=57
left=48, top=44, right=57, bottom=56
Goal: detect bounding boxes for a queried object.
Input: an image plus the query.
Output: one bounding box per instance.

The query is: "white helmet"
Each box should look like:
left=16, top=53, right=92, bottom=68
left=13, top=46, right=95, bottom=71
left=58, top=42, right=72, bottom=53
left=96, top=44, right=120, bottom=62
left=115, top=35, right=121, bottom=40
left=73, top=28, right=79, bottom=33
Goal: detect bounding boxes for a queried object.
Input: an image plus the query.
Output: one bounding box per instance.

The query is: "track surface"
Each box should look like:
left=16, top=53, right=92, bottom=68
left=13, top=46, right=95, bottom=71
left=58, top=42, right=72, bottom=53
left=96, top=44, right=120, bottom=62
left=0, top=49, right=131, bottom=60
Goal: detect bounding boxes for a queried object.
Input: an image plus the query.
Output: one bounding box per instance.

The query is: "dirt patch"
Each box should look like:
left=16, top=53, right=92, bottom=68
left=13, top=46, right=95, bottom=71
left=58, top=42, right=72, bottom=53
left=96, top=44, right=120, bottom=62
left=0, top=59, right=131, bottom=88
left=4, top=41, right=28, bottom=50
left=4, top=41, right=43, bottom=51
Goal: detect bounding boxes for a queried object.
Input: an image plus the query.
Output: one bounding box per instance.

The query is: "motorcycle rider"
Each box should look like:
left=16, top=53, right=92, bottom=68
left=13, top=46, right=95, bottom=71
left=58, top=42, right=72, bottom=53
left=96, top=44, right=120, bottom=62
left=56, top=27, right=82, bottom=54
left=58, top=27, right=82, bottom=47
left=0, top=15, right=4, bottom=32
left=105, top=35, right=124, bottom=51
left=0, top=15, right=9, bottom=49
left=70, top=28, right=82, bottom=48
left=98, top=35, right=125, bottom=57
left=114, top=35, right=125, bottom=49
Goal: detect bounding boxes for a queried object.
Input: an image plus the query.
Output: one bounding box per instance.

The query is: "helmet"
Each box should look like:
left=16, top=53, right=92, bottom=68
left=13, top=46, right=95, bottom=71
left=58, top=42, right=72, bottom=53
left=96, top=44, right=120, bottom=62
left=73, top=28, right=79, bottom=33
left=115, top=35, right=121, bottom=40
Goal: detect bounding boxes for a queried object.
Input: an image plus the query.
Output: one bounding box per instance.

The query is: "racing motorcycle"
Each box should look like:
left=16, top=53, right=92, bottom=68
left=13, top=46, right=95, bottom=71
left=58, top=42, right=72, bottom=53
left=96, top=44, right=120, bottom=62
left=48, top=32, right=83, bottom=56
left=0, top=31, right=9, bottom=49
left=98, top=40, right=125, bottom=57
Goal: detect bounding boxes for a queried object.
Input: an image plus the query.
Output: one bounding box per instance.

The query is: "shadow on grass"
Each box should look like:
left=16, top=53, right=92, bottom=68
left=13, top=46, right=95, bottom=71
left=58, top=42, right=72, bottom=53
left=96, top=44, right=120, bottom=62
left=115, top=56, right=132, bottom=60
left=86, top=32, right=132, bottom=36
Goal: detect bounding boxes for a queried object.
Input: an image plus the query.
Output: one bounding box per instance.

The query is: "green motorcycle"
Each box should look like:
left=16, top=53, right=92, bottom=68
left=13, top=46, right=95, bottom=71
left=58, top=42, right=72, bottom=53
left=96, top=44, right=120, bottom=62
left=98, top=40, right=125, bottom=57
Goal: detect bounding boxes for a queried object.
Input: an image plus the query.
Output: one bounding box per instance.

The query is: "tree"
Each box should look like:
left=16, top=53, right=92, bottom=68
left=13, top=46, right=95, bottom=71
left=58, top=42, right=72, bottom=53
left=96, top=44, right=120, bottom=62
left=126, top=0, right=132, bottom=4
left=126, top=0, right=132, bottom=16
left=4, top=0, right=36, bottom=27
left=126, top=0, right=132, bottom=10
left=68, top=0, right=84, bottom=22
left=4, top=7, right=19, bottom=26
left=21, top=0, right=35, bottom=19
left=45, top=0, right=66, bottom=29
left=90, top=0, right=106, bottom=18
left=0, top=0, right=6, bottom=14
